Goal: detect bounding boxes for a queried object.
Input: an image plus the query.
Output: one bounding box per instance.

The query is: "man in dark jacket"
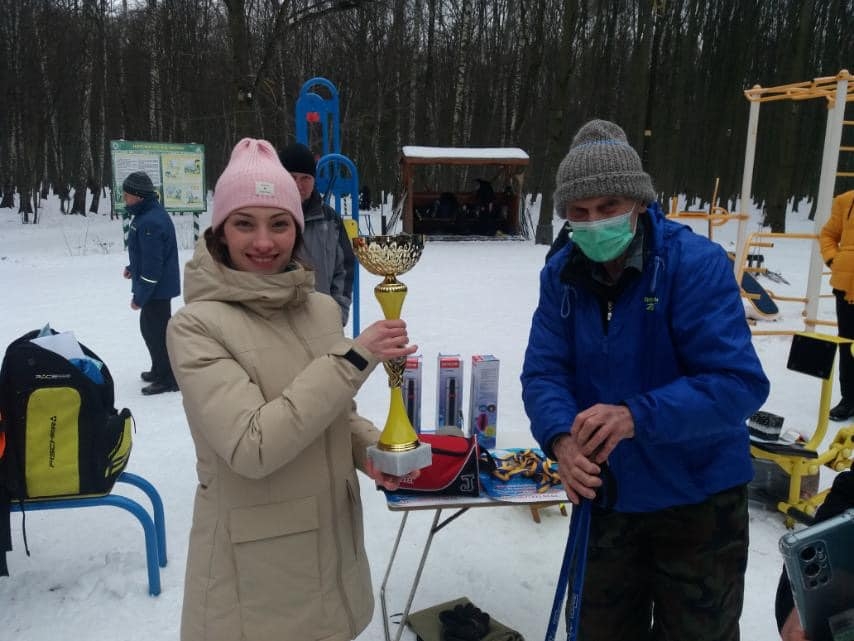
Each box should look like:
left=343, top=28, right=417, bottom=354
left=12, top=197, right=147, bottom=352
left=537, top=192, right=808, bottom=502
left=521, top=120, right=769, bottom=641
left=122, top=171, right=180, bottom=395
left=278, top=143, right=355, bottom=326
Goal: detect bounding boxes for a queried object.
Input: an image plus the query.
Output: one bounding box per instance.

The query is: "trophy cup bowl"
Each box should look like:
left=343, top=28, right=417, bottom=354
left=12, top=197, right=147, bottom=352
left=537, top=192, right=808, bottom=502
left=352, top=234, right=432, bottom=476
left=351, top=235, right=424, bottom=277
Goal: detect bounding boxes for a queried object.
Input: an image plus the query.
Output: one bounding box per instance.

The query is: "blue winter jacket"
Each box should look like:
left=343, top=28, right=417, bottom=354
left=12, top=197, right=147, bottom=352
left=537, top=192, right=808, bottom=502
left=126, top=196, right=180, bottom=307
left=521, top=203, right=769, bottom=513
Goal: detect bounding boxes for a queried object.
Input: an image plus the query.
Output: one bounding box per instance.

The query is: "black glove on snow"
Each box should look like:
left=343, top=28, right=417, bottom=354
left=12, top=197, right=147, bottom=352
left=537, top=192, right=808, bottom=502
left=439, top=603, right=491, bottom=641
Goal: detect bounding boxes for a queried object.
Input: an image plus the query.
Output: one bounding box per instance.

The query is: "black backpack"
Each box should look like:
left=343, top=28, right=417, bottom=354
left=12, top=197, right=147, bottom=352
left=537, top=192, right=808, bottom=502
left=0, top=328, right=133, bottom=575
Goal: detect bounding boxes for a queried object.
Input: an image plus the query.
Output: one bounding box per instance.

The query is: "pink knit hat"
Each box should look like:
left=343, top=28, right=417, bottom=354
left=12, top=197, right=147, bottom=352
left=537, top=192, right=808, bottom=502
left=211, top=138, right=304, bottom=231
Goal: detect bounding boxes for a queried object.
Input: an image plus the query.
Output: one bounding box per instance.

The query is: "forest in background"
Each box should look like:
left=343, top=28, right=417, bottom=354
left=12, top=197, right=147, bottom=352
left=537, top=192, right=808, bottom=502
left=1, top=0, right=853, bottom=241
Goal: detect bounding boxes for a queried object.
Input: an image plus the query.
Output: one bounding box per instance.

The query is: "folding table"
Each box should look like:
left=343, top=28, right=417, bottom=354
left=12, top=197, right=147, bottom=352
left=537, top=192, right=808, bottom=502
left=380, top=490, right=566, bottom=641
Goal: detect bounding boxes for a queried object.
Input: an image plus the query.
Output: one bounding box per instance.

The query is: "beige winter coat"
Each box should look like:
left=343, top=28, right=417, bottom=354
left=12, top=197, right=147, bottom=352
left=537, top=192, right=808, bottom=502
left=167, top=238, right=381, bottom=641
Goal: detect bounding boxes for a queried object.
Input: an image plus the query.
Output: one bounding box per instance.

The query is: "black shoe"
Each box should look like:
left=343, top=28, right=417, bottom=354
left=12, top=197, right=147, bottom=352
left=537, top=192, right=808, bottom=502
left=140, top=370, right=156, bottom=382
left=829, top=399, right=854, bottom=421
left=141, top=381, right=179, bottom=396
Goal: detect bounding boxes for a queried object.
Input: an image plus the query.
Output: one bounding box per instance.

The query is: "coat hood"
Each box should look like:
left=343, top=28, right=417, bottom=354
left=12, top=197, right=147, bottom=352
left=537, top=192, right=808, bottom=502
left=183, top=235, right=316, bottom=318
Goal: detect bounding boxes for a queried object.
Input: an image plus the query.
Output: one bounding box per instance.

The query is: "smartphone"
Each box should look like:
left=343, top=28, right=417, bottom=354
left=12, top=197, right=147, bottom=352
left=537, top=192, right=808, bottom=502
left=779, top=508, right=854, bottom=641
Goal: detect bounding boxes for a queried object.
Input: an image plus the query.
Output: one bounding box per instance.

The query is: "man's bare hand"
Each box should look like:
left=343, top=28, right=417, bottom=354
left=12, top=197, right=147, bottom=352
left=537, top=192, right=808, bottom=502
left=780, top=608, right=808, bottom=641
left=552, top=432, right=601, bottom=504
left=571, top=403, right=635, bottom=463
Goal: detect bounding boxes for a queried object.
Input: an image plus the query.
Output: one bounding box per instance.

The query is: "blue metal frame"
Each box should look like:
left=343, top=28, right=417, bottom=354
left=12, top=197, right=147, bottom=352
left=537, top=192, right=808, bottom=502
left=295, top=77, right=341, bottom=156
left=294, top=77, right=363, bottom=337
left=10, top=471, right=167, bottom=596
left=317, top=153, right=361, bottom=336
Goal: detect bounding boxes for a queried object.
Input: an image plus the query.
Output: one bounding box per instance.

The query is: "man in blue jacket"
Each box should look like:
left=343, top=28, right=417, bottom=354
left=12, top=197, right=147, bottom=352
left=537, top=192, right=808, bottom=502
left=122, top=171, right=180, bottom=395
left=521, top=120, right=769, bottom=641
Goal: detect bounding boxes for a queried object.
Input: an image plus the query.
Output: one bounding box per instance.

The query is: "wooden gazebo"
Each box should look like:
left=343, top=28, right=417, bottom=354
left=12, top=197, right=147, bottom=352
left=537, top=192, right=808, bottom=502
left=400, top=146, right=529, bottom=237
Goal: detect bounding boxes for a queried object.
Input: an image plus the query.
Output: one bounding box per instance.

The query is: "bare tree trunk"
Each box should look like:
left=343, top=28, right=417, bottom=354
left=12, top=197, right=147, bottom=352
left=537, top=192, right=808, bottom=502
left=764, top=0, right=816, bottom=233
left=500, top=4, right=519, bottom=146
left=451, top=0, right=473, bottom=146
left=146, top=0, right=163, bottom=140
left=424, top=0, right=438, bottom=143
left=71, top=0, right=97, bottom=216
left=407, top=0, right=422, bottom=145
left=223, top=0, right=253, bottom=138
left=31, top=187, right=40, bottom=224
left=58, top=184, right=71, bottom=214
left=18, top=187, right=33, bottom=222
left=89, top=0, right=109, bottom=214
left=0, top=2, right=12, bottom=211
left=510, top=0, right=545, bottom=140
left=40, top=154, right=49, bottom=200
left=4, top=2, right=22, bottom=213
left=110, top=0, right=131, bottom=220
left=0, top=187, right=14, bottom=210
left=390, top=0, right=406, bottom=162
left=34, top=8, right=63, bottom=202
left=116, top=0, right=129, bottom=141
left=634, top=0, right=654, bottom=162
left=535, top=2, right=579, bottom=245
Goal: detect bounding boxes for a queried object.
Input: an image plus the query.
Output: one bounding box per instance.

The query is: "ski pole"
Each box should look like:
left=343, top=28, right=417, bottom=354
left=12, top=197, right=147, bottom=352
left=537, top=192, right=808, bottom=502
left=544, top=498, right=592, bottom=641
left=566, top=500, right=591, bottom=641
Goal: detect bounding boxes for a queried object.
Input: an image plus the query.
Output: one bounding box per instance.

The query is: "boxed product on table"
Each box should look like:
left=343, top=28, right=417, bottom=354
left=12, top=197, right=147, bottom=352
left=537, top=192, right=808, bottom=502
left=401, top=354, right=423, bottom=433
left=468, top=354, right=499, bottom=449
left=436, top=354, right=464, bottom=430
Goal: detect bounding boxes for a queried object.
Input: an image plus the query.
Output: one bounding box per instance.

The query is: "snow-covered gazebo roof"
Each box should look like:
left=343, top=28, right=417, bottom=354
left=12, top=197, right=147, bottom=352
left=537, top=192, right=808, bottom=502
left=401, top=146, right=529, bottom=166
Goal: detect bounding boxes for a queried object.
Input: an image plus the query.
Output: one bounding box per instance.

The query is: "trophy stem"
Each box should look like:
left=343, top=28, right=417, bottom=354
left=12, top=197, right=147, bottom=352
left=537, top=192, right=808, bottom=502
left=378, top=386, right=420, bottom=452
left=374, top=276, right=420, bottom=448
left=375, top=277, right=407, bottom=320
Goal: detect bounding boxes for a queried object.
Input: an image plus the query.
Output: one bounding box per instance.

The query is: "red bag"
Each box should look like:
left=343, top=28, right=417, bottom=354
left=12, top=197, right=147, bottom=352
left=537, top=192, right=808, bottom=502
left=395, top=433, right=480, bottom=496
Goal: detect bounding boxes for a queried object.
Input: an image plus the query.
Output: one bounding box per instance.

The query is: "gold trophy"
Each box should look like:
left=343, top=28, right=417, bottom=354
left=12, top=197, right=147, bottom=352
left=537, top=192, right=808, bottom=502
left=352, top=234, right=432, bottom=476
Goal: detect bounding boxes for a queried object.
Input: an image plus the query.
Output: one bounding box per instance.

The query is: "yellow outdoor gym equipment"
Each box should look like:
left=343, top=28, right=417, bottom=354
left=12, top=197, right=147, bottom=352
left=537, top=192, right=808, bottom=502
left=738, top=70, right=853, bottom=333
left=750, top=332, right=854, bottom=527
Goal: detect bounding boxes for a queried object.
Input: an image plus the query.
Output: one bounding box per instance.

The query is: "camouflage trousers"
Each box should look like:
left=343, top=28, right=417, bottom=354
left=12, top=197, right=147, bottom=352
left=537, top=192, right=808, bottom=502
left=569, top=485, right=749, bottom=641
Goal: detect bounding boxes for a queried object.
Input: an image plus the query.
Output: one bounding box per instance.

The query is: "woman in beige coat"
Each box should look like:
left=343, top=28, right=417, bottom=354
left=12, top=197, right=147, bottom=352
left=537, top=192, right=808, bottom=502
left=167, top=138, right=416, bottom=641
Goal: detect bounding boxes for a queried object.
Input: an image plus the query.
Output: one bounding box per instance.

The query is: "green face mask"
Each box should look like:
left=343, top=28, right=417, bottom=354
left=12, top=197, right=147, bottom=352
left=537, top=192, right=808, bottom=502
left=570, top=209, right=636, bottom=262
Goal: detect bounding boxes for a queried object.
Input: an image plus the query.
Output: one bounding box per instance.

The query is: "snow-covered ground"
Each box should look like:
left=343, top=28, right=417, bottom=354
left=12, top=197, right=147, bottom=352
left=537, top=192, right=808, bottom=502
left=0, top=193, right=840, bottom=640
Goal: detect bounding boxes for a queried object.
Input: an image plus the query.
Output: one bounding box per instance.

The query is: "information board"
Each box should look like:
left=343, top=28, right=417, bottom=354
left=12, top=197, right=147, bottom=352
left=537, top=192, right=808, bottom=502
left=110, top=140, right=206, bottom=212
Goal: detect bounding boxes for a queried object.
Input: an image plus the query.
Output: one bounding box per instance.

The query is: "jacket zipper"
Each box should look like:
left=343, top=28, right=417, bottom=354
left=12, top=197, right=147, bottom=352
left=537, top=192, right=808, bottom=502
left=603, top=299, right=614, bottom=334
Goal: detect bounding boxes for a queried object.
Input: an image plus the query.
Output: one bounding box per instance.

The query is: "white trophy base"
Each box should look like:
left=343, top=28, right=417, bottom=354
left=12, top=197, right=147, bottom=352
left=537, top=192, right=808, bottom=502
left=368, top=442, right=433, bottom=477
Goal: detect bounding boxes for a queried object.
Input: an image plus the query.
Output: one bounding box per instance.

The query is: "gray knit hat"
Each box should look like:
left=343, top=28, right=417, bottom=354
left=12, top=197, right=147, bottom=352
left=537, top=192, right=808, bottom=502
left=122, top=171, right=156, bottom=199
left=554, top=119, right=656, bottom=215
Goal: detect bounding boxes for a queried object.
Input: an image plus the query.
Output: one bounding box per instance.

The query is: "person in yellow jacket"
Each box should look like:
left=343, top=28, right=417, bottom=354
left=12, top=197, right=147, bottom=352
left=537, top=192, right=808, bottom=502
left=819, top=189, right=854, bottom=420
left=167, top=138, right=416, bottom=641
